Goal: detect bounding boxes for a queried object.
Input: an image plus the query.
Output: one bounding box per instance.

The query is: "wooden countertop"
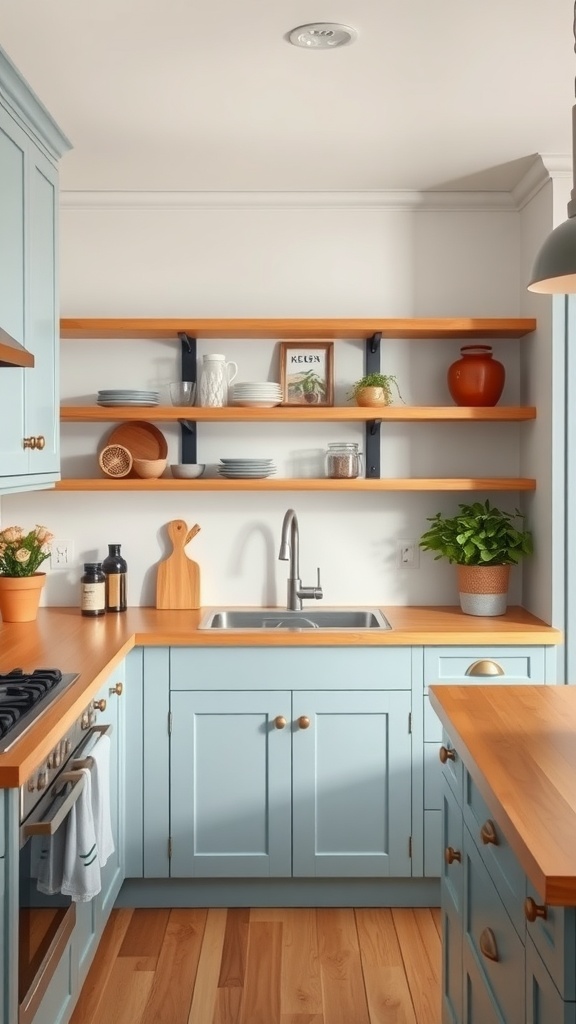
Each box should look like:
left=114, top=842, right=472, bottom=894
left=429, top=684, right=576, bottom=906
left=0, top=605, right=560, bottom=789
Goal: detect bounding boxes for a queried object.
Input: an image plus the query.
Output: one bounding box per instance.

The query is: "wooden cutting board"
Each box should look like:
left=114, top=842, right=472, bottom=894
left=156, top=519, right=201, bottom=609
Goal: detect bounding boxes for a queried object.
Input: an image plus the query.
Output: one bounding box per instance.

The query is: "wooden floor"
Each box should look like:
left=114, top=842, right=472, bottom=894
left=70, top=906, right=442, bottom=1024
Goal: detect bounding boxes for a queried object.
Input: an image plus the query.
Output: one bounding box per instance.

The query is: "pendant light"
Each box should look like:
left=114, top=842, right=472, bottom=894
left=528, top=1, right=576, bottom=293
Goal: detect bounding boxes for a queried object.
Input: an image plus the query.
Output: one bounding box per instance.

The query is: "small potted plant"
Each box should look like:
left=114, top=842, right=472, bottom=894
left=418, top=499, right=533, bottom=616
left=0, top=524, right=53, bottom=622
left=348, top=372, right=404, bottom=407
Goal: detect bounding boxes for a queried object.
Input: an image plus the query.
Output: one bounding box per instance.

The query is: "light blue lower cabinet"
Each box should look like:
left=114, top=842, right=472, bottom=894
left=526, top=935, right=576, bottom=1024
left=170, top=689, right=292, bottom=878
left=292, top=690, right=412, bottom=878
left=442, top=783, right=464, bottom=1023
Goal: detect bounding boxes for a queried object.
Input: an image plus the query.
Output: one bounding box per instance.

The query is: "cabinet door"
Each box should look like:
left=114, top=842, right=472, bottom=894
left=462, top=943, right=504, bottom=1024
left=442, top=782, right=464, bottom=1024
left=526, top=935, right=576, bottom=1024
left=292, top=690, right=412, bottom=877
left=0, top=102, right=27, bottom=476
left=170, top=690, right=292, bottom=877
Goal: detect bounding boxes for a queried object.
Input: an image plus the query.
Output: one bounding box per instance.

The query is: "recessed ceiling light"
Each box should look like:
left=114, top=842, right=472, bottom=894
left=288, top=23, right=358, bottom=49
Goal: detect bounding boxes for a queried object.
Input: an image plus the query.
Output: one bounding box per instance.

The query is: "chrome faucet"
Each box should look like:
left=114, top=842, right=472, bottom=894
left=278, top=508, right=323, bottom=611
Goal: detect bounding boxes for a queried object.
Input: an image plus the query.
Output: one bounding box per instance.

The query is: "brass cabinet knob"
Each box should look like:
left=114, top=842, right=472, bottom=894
left=93, top=698, right=107, bottom=712
left=298, top=716, right=311, bottom=730
left=479, top=927, right=499, bottom=963
left=439, top=745, right=456, bottom=763
left=274, top=715, right=287, bottom=730
left=465, top=659, right=504, bottom=677
left=109, top=682, right=124, bottom=696
left=525, top=897, right=547, bottom=922
left=23, top=435, right=45, bottom=450
left=445, top=846, right=462, bottom=865
left=480, top=820, right=499, bottom=846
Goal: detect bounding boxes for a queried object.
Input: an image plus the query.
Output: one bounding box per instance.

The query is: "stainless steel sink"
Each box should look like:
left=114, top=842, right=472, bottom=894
left=198, top=608, right=392, bottom=630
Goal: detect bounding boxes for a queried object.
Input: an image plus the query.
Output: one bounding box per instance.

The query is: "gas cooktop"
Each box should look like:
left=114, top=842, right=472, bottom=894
left=0, top=668, right=80, bottom=753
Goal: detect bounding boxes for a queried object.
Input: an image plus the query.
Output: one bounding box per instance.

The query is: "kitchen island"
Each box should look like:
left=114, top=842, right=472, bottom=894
left=430, top=684, right=576, bottom=1023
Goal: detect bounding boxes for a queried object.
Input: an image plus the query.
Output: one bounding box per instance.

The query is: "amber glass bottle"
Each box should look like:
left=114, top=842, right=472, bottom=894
left=102, top=544, right=127, bottom=612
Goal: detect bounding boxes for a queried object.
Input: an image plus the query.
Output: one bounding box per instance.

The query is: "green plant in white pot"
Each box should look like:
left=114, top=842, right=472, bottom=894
left=418, top=499, right=533, bottom=616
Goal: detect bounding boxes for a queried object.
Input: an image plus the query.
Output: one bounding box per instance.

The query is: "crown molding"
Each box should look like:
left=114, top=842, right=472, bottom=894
left=0, top=50, right=71, bottom=161
left=59, top=188, right=518, bottom=213
left=512, top=154, right=572, bottom=210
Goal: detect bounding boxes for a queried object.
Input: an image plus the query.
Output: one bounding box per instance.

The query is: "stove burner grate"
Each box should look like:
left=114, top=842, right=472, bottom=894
left=0, top=668, right=78, bottom=752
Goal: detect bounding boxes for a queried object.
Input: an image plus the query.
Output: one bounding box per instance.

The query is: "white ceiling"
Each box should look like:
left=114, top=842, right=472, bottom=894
left=2, top=0, right=574, bottom=193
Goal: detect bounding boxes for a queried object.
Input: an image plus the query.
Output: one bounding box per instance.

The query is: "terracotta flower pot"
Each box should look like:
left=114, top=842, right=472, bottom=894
left=355, top=386, right=392, bottom=407
left=457, top=564, right=511, bottom=617
left=0, top=572, right=46, bottom=622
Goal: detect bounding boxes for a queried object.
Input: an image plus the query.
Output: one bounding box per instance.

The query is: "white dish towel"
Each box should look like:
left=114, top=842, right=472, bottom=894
left=89, top=732, right=115, bottom=868
left=61, top=767, right=101, bottom=902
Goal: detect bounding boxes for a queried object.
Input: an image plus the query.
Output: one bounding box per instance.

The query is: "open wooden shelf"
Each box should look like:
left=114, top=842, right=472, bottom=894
left=60, top=405, right=537, bottom=423
left=54, top=477, right=537, bottom=492
left=60, top=317, right=537, bottom=340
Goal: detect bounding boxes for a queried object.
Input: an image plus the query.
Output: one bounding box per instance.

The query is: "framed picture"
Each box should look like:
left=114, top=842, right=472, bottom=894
left=279, top=341, right=334, bottom=406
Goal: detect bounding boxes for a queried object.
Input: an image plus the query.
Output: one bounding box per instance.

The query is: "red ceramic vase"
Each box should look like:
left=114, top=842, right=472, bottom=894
left=447, top=345, right=505, bottom=407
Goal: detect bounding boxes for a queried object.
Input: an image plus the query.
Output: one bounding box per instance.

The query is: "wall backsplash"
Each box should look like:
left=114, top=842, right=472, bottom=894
left=0, top=193, right=548, bottom=614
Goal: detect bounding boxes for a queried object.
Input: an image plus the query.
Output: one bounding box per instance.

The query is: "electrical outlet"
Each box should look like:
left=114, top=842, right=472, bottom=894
left=50, top=539, right=75, bottom=570
left=396, top=539, right=419, bottom=569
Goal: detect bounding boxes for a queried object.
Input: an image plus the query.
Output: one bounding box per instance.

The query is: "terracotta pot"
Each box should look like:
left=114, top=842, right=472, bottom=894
left=355, top=386, right=392, bottom=407
left=456, top=564, right=510, bottom=617
left=0, top=572, right=46, bottom=622
left=447, top=345, right=505, bottom=407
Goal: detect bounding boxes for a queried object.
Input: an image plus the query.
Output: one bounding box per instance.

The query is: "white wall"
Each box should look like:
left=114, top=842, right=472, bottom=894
left=4, top=191, right=547, bottom=613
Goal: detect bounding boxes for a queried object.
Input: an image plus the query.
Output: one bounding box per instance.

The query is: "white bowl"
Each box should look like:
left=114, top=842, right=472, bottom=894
left=170, top=463, right=205, bottom=479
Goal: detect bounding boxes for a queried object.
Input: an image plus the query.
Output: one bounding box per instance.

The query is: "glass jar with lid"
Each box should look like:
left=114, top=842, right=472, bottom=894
left=325, top=442, right=363, bottom=479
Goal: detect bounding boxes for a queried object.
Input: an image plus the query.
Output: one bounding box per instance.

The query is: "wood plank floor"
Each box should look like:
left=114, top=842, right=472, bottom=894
left=70, top=907, right=442, bottom=1024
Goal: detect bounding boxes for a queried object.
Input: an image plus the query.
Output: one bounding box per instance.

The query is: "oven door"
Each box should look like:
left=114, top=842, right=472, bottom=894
left=18, top=770, right=86, bottom=1024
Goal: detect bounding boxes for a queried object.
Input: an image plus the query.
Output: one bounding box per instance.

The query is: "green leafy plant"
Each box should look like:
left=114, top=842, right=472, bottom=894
left=0, top=525, right=53, bottom=577
left=419, top=500, right=533, bottom=566
left=348, top=372, right=405, bottom=404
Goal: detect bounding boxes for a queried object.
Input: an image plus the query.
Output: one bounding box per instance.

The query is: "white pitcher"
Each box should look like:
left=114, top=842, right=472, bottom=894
left=199, top=354, right=239, bottom=407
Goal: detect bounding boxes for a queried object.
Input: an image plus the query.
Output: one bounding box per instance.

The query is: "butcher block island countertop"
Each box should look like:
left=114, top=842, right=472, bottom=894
left=0, top=604, right=560, bottom=788
left=430, top=684, right=576, bottom=906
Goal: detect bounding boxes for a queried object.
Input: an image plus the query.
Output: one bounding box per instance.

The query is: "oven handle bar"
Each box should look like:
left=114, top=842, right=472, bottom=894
left=22, top=771, right=86, bottom=839
left=70, top=722, right=111, bottom=769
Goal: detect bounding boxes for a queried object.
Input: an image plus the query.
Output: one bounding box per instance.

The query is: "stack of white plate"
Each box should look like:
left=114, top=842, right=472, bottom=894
left=230, top=382, right=282, bottom=408
left=97, top=389, right=159, bottom=407
left=218, top=458, right=277, bottom=479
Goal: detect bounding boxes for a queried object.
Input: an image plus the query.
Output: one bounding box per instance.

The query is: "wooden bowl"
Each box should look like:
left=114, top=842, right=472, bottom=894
left=132, top=458, right=167, bottom=479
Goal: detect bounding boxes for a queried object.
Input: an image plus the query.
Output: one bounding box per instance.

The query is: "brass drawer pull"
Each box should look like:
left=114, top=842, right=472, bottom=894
left=439, top=745, right=456, bottom=763
left=93, top=699, right=107, bottom=712
left=465, top=659, right=504, bottom=677
left=479, top=927, right=499, bottom=963
left=480, top=819, right=499, bottom=846
left=109, top=682, right=123, bottom=696
left=298, top=716, right=311, bottom=730
left=525, top=897, right=547, bottom=923
left=445, top=846, right=462, bottom=865
left=274, top=716, right=287, bottom=730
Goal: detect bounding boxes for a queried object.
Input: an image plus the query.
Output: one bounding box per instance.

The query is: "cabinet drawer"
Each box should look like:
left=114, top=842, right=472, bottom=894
left=464, top=770, right=526, bottom=938
left=464, top=826, right=525, bottom=1024
left=170, top=646, right=412, bottom=690
left=524, top=884, right=576, bottom=1000
left=424, top=646, right=546, bottom=690
left=526, top=935, right=576, bottom=1024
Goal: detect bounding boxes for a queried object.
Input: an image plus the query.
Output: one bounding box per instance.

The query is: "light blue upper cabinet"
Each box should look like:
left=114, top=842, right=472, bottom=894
left=0, top=46, right=70, bottom=494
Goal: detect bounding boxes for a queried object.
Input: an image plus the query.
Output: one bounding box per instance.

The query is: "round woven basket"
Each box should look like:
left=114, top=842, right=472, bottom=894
left=98, top=444, right=133, bottom=478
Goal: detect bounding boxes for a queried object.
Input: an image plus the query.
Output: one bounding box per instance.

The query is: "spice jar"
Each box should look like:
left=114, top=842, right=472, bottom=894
left=80, top=562, right=106, bottom=617
left=325, top=442, right=363, bottom=479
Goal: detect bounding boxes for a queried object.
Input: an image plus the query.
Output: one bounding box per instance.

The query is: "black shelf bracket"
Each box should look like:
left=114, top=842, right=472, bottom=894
left=364, top=333, right=383, bottom=478
left=180, top=419, right=197, bottom=464
left=365, top=419, right=382, bottom=478
left=178, top=333, right=197, bottom=463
